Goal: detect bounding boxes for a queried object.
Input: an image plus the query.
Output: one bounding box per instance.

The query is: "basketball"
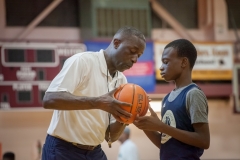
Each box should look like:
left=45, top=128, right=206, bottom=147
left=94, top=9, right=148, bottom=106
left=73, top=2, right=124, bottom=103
left=114, top=83, right=149, bottom=124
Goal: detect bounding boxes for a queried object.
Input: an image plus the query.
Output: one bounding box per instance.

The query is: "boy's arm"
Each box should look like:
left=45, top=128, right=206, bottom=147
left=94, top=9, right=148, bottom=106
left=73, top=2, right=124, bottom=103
left=134, top=107, right=210, bottom=149
left=143, top=130, right=162, bottom=149
left=134, top=107, right=163, bottom=148
left=159, top=122, right=210, bottom=149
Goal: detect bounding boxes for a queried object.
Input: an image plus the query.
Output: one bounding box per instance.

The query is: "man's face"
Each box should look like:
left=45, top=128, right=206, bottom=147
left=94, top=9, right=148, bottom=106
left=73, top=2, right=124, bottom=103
left=112, top=36, right=146, bottom=72
left=160, top=47, right=183, bottom=82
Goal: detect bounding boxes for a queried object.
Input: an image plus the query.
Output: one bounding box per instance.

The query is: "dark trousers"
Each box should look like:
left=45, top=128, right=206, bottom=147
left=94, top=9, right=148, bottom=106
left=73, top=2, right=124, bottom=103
left=42, top=134, right=108, bottom=160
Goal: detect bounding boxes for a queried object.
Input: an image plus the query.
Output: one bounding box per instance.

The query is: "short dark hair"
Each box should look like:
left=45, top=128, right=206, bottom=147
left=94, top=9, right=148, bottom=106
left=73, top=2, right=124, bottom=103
left=3, top=152, right=15, bottom=160
left=164, top=39, right=197, bottom=69
left=115, top=26, right=146, bottom=42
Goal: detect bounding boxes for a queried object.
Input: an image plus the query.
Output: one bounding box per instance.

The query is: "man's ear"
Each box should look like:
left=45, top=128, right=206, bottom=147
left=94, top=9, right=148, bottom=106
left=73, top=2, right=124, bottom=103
left=181, top=57, right=188, bottom=68
left=113, top=39, right=121, bottom=49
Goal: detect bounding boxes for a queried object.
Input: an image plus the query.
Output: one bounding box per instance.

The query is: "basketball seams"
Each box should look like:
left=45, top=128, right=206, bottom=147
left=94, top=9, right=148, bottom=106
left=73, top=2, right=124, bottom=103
left=129, top=84, right=135, bottom=114
left=124, top=84, right=134, bottom=124
left=117, top=84, right=132, bottom=122
left=115, top=84, right=127, bottom=100
left=143, top=90, right=148, bottom=116
left=114, top=83, right=148, bottom=124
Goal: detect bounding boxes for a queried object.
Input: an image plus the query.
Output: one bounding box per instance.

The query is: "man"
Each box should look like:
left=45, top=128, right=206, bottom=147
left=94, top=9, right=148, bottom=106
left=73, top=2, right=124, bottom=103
left=134, top=39, right=210, bottom=160
left=118, top=126, right=139, bottom=160
left=42, top=26, right=146, bottom=160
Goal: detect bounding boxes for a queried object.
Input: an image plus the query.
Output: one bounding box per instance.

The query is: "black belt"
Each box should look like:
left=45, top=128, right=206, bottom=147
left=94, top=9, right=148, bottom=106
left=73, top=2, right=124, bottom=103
left=72, top=142, right=98, bottom=151
left=53, top=135, right=98, bottom=151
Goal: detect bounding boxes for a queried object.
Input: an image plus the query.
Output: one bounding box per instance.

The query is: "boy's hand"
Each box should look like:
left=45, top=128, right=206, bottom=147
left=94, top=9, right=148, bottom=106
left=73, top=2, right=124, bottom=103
left=133, top=106, right=162, bottom=131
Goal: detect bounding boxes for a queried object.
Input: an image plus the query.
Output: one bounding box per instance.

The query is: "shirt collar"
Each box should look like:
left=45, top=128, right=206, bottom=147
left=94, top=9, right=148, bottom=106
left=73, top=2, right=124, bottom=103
left=97, top=49, right=108, bottom=76
left=97, top=49, right=119, bottom=79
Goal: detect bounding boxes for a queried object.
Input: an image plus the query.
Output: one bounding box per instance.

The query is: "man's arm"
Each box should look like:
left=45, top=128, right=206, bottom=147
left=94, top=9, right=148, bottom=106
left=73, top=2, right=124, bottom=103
left=44, top=91, right=129, bottom=142
left=105, top=121, right=127, bottom=142
left=43, top=89, right=132, bottom=123
left=43, top=92, right=98, bottom=110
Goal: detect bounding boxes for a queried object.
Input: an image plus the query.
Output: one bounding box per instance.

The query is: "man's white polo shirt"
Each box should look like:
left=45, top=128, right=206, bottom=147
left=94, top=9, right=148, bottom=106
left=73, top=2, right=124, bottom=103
left=46, top=49, right=127, bottom=145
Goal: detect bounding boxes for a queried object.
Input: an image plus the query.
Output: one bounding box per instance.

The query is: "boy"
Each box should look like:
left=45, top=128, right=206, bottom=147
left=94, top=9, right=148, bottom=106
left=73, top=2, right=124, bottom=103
left=134, top=39, right=210, bottom=160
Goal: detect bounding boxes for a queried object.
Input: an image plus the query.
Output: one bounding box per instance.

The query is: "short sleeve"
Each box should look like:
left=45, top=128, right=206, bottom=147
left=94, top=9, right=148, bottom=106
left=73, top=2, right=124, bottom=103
left=186, top=88, right=208, bottom=124
left=46, top=55, right=89, bottom=94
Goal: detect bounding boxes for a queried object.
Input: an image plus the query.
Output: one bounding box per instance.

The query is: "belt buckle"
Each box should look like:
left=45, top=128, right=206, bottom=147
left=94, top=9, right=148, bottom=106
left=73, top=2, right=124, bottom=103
left=85, top=145, right=95, bottom=150
left=73, top=143, right=96, bottom=150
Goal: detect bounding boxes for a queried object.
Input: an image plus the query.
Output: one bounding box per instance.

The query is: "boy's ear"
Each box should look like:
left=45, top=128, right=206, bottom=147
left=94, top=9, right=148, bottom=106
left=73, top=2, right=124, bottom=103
left=181, top=57, right=188, bottom=68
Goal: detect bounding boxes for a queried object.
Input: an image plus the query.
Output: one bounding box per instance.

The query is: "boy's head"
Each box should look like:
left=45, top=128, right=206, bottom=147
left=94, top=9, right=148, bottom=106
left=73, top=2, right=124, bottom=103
left=164, top=39, right=197, bottom=69
left=160, top=39, right=197, bottom=81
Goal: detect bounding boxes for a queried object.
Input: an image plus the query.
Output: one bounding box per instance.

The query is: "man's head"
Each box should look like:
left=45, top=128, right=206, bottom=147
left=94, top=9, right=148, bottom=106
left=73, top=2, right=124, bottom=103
left=114, top=26, right=146, bottom=43
left=105, top=26, right=146, bottom=73
left=160, top=39, right=197, bottom=81
left=118, top=126, right=130, bottom=144
left=3, top=152, right=15, bottom=160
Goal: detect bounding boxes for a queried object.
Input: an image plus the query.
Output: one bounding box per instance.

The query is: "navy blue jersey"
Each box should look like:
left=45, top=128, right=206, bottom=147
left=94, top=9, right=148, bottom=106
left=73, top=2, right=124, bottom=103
left=160, top=84, right=204, bottom=160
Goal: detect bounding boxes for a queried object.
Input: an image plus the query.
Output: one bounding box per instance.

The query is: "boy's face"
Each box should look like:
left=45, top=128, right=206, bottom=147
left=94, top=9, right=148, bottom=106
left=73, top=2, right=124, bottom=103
left=160, top=47, right=184, bottom=82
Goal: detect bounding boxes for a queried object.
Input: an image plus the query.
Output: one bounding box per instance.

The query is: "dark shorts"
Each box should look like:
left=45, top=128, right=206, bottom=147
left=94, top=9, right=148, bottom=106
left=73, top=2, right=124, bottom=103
left=42, top=134, right=108, bottom=160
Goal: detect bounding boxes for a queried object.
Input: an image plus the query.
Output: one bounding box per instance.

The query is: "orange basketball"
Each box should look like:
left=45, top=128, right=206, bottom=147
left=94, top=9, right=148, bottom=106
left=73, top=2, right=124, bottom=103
left=114, top=83, right=149, bottom=124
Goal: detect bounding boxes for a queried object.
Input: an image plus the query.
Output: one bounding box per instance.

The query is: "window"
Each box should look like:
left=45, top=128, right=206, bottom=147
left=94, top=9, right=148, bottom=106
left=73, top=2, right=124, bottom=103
left=82, top=0, right=151, bottom=38
left=38, top=70, right=45, bottom=80
left=18, top=91, right=31, bottom=102
left=39, top=90, right=45, bottom=102
left=1, top=93, right=9, bottom=102
left=226, top=0, right=240, bottom=29
left=3, top=47, right=56, bottom=66
left=36, top=50, right=54, bottom=62
left=96, top=8, right=150, bottom=37
left=6, top=49, right=25, bottom=62
left=151, top=0, right=198, bottom=29
left=60, top=58, right=67, bottom=69
left=5, top=0, right=79, bottom=27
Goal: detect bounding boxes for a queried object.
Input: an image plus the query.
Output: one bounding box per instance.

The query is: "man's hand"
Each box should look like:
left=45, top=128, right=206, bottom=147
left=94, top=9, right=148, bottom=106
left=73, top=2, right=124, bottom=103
left=97, top=86, right=132, bottom=123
